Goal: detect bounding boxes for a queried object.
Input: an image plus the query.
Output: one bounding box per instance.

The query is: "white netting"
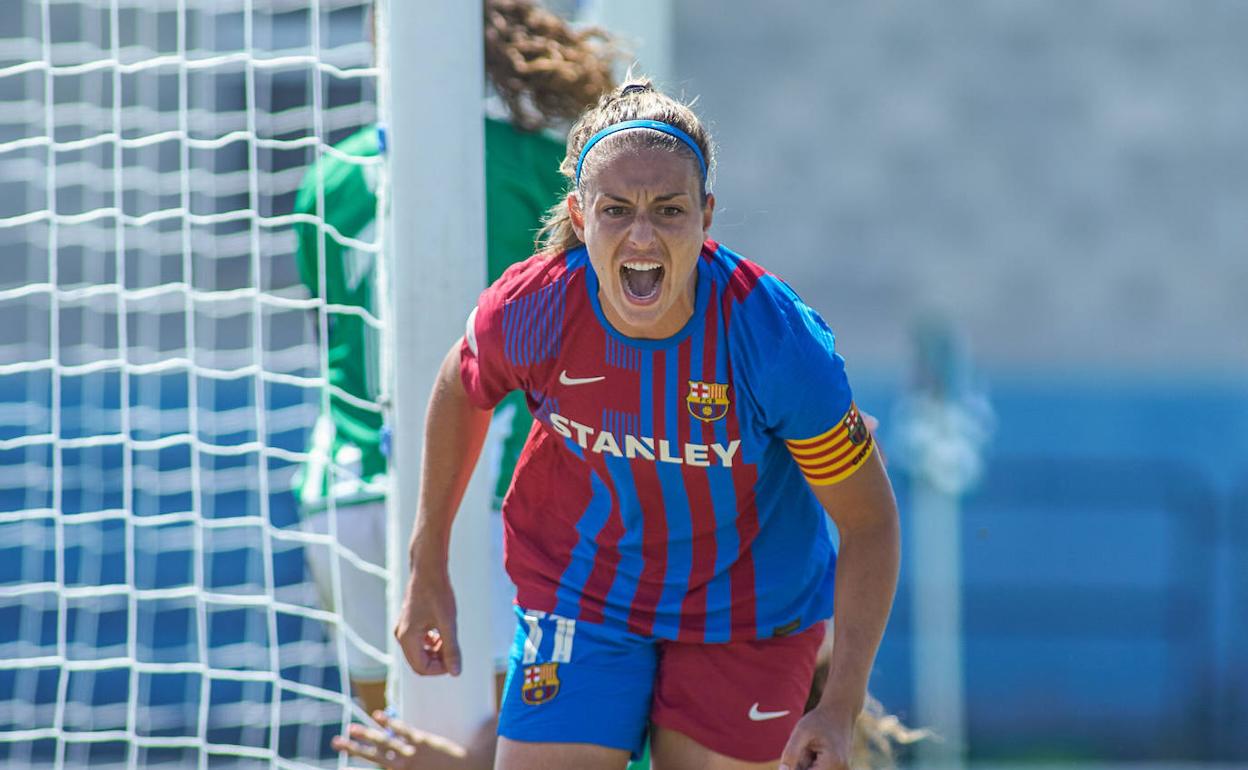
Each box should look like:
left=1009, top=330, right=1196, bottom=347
left=0, top=0, right=386, bottom=766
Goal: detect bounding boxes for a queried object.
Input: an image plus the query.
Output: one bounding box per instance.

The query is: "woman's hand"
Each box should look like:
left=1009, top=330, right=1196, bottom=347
left=332, top=710, right=468, bottom=769
left=778, top=706, right=855, bottom=770
left=393, top=566, right=461, bottom=677
left=393, top=341, right=493, bottom=678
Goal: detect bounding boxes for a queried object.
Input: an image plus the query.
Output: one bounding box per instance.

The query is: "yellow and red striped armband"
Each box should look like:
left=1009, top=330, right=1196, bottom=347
left=785, top=403, right=875, bottom=486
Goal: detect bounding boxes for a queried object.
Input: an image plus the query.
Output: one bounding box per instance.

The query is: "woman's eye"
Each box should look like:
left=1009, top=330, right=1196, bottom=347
left=604, top=206, right=627, bottom=216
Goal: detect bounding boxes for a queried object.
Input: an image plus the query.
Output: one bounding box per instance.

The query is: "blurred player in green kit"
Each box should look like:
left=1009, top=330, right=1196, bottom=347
left=292, top=0, right=621, bottom=761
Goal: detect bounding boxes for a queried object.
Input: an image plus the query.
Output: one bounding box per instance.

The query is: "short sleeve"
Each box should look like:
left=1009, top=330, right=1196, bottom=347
left=757, top=289, right=875, bottom=486
left=458, top=284, right=524, bottom=411
left=458, top=253, right=567, bottom=411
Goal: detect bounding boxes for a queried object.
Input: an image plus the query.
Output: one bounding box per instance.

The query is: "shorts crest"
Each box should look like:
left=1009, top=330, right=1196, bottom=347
left=521, top=662, right=561, bottom=705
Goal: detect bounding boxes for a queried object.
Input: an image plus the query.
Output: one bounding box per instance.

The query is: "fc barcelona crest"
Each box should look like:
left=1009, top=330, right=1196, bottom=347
left=687, top=380, right=730, bottom=423
left=521, top=663, right=560, bottom=705
left=846, top=406, right=869, bottom=446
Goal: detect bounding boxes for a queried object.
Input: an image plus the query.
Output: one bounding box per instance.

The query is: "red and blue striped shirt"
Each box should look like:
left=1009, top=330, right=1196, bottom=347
left=460, top=240, right=874, bottom=642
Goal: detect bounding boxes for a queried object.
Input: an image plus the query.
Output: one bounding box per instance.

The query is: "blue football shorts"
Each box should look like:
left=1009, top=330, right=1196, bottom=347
left=497, top=605, right=655, bottom=758
left=496, top=604, right=825, bottom=762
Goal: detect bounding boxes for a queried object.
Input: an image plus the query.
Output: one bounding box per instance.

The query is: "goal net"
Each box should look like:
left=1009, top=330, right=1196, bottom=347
left=0, top=0, right=385, bottom=766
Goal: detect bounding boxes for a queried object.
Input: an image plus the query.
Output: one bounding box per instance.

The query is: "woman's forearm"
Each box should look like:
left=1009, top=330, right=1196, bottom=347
left=407, top=341, right=495, bottom=571
left=818, top=513, right=900, bottom=717
left=811, top=453, right=901, bottom=719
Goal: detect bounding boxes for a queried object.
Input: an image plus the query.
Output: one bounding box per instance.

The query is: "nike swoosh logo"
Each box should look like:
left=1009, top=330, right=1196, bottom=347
left=559, top=370, right=605, bottom=386
left=748, top=703, right=791, bottom=722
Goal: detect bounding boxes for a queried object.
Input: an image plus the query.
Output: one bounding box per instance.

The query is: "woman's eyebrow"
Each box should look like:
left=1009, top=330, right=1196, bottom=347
left=601, top=191, right=691, bottom=203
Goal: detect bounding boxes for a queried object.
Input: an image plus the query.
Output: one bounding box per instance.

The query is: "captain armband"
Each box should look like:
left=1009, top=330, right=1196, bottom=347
left=785, top=403, right=875, bottom=486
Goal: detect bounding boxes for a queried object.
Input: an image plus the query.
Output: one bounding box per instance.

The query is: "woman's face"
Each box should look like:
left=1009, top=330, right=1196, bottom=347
left=570, top=144, right=715, bottom=339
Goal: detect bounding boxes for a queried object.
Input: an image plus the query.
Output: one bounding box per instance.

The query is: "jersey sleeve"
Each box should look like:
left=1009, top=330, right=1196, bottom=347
left=755, top=282, right=875, bottom=486
left=459, top=283, right=524, bottom=411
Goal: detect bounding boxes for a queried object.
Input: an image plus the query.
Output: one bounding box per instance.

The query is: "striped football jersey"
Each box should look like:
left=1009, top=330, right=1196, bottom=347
left=460, top=240, right=874, bottom=642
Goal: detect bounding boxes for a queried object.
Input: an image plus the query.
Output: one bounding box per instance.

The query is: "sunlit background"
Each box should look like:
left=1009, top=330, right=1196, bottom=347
left=1, top=0, right=1245, bottom=767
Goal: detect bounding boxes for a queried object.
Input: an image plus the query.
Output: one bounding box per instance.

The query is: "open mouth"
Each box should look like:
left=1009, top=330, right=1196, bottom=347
left=620, top=260, right=664, bottom=305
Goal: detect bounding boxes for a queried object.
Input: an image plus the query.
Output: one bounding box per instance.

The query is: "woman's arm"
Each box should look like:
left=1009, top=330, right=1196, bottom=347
left=393, top=340, right=494, bottom=677
left=811, top=449, right=900, bottom=718
left=780, top=450, right=901, bottom=770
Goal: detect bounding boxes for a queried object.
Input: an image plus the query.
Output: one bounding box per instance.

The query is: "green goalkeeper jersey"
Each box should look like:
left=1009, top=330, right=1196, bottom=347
left=292, top=120, right=566, bottom=512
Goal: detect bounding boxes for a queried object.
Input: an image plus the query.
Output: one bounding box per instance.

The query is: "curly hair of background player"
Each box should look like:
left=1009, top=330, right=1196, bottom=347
left=483, top=0, right=620, bottom=131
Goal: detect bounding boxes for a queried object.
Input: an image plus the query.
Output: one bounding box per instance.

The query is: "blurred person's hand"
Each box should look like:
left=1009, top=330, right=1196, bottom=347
left=333, top=710, right=470, bottom=769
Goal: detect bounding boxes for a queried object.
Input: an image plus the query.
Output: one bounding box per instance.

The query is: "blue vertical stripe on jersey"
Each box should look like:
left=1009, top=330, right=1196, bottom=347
left=565, top=246, right=588, bottom=271
left=638, top=350, right=653, bottom=455
left=652, top=347, right=693, bottom=639
left=606, top=336, right=642, bottom=371
left=600, top=349, right=653, bottom=624
left=532, top=393, right=558, bottom=424
left=601, top=452, right=643, bottom=623
left=703, top=292, right=740, bottom=643
left=554, top=438, right=615, bottom=619
left=503, top=278, right=565, bottom=367
left=603, top=409, right=640, bottom=438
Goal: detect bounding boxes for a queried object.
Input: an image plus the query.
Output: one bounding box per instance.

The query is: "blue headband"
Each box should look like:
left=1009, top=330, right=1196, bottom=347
left=574, top=120, right=708, bottom=190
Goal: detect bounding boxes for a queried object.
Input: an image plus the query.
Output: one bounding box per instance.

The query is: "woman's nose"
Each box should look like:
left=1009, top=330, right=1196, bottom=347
left=627, top=215, right=655, bottom=247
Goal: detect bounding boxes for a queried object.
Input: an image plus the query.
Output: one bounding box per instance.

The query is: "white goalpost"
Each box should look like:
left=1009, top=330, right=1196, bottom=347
left=380, top=0, right=496, bottom=747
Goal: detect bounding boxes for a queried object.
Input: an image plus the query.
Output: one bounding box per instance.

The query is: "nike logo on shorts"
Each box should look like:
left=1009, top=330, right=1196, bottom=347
left=559, top=370, right=605, bottom=386
left=748, top=703, right=791, bottom=721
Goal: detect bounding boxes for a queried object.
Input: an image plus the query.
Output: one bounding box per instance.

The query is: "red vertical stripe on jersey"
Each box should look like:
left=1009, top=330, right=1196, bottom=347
left=726, top=256, right=765, bottom=303
left=568, top=304, right=629, bottom=625
left=627, top=349, right=670, bottom=636
left=508, top=430, right=590, bottom=615
left=677, top=296, right=721, bottom=641
left=721, top=253, right=766, bottom=339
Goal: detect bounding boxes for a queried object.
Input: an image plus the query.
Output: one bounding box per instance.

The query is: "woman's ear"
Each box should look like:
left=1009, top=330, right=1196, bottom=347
left=567, top=193, right=586, bottom=240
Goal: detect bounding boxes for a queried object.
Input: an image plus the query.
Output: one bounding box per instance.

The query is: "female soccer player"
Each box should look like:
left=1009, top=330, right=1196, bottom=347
left=394, top=79, right=902, bottom=770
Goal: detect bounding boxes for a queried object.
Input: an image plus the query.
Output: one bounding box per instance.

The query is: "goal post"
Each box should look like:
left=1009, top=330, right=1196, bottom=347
left=380, top=0, right=496, bottom=746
